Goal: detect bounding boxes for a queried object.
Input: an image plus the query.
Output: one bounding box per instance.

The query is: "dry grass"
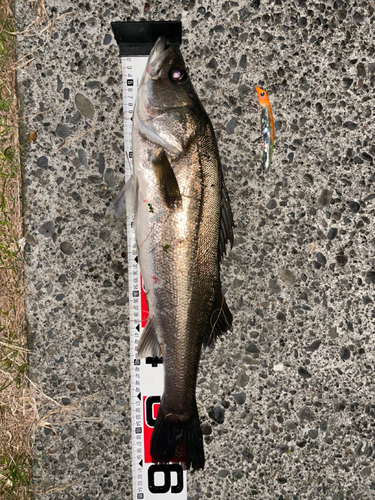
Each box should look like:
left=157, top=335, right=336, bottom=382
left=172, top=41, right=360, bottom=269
left=1, top=2, right=100, bottom=497
left=0, top=1, right=34, bottom=498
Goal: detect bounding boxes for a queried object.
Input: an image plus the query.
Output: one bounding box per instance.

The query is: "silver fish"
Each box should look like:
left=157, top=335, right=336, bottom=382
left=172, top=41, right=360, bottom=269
left=119, top=37, right=234, bottom=470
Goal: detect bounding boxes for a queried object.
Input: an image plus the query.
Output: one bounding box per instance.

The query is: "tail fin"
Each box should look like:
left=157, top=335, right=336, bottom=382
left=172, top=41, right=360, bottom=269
left=150, top=405, right=205, bottom=470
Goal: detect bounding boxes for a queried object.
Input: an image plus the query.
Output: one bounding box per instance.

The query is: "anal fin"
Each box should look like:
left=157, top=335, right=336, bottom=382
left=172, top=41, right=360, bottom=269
left=137, top=318, right=161, bottom=358
left=203, top=289, right=233, bottom=347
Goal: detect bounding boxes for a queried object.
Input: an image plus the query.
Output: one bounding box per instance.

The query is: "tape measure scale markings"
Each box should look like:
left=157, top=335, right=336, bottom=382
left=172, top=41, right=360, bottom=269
left=112, top=22, right=187, bottom=500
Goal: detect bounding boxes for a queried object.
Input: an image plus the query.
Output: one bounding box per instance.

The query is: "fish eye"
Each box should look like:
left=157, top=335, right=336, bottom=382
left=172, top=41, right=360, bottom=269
left=170, top=68, right=186, bottom=82
left=260, top=91, right=265, bottom=97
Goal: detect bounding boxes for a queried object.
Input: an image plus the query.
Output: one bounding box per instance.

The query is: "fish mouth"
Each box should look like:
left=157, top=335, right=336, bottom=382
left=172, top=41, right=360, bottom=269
left=146, top=36, right=177, bottom=79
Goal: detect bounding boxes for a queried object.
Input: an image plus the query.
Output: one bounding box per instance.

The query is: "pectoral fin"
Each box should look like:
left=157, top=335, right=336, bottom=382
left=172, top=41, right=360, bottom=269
left=106, top=175, right=137, bottom=218
left=152, top=151, right=182, bottom=210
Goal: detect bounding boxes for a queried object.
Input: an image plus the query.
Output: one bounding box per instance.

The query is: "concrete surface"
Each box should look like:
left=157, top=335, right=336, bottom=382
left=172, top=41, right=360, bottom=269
left=16, top=0, right=375, bottom=498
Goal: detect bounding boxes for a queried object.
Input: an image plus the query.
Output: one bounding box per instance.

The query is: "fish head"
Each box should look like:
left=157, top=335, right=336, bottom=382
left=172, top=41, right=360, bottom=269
left=135, top=37, right=204, bottom=155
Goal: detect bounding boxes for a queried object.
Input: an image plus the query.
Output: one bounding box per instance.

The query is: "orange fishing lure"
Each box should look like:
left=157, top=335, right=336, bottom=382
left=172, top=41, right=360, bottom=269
left=255, top=86, right=274, bottom=172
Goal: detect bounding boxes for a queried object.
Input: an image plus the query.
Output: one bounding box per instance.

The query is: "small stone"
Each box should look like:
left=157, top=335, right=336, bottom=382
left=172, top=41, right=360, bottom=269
left=316, top=252, right=326, bottom=264
left=238, top=84, right=250, bottom=97
left=218, top=469, right=230, bottom=478
left=239, top=7, right=250, bottom=20
left=336, top=253, right=348, bottom=266
left=365, top=271, right=375, bottom=284
left=61, top=397, right=71, bottom=405
left=58, top=274, right=67, bottom=283
left=245, top=342, right=260, bottom=354
left=298, top=407, right=315, bottom=422
left=277, top=477, right=287, bottom=484
left=327, top=228, right=338, bottom=240
left=66, top=383, right=76, bottom=391
left=236, top=371, right=249, bottom=387
left=298, top=367, right=311, bottom=378
left=38, top=221, right=55, bottom=238
left=306, top=340, right=321, bottom=352
left=285, top=420, right=297, bottom=431
left=104, top=168, right=115, bottom=187
left=233, top=392, right=246, bottom=405
left=348, top=201, right=360, bottom=213
left=318, top=188, right=332, bottom=208
left=276, top=311, right=286, bottom=322
left=56, top=294, right=65, bottom=301
left=340, top=347, right=350, bottom=360
left=56, top=123, right=72, bottom=138
left=103, top=279, right=112, bottom=287
left=103, top=33, right=112, bottom=45
left=357, top=63, right=366, bottom=77
left=361, top=466, right=372, bottom=478
left=98, top=152, right=105, bottom=175
left=201, top=422, right=212, bottom=435
left=78, top=149, right=89, bottom=170
left=99, top=230, right=110, bottom=241
left=226, top=118, right=238, bottom=135
left=344, top=121, right=358, bottom=130
left=208, top=406, right=225, bottom=424
left=266, top=199, right=277, bottom=210
left=352, top=11, right=364, bottom=23
left=207, top=58, right=218, bottom=70
left=36, top=156, right=48, bottom=168
left=362, top=295, right=372, bottom=305
left=63, top=88, right=70, bottom=100
left=75, top=93, right=95, bottom=119
left=296, top=439, right=307, bottom=448
left=278, top=267, right=296, bottom=285
left=308, top=429, right=318, bottom=439
left=239, top=54, right=247, bottom=69
left=361, top=152, right=373, bottom=162
left=334, top=401, right=346, bottom=412
left=71, top=191, right=81, bottom=203
left=60, top=242, right=74, bottom=255
left=232, top=470, right=243, bottom=480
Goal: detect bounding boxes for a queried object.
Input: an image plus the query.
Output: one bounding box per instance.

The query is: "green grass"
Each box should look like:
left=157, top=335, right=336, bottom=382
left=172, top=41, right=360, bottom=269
left=0, top=456, right=30, bottom=497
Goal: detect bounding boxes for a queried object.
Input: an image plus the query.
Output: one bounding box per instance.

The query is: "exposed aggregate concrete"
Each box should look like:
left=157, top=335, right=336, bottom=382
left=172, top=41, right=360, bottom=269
left=16, top=0, right=375, bottom=498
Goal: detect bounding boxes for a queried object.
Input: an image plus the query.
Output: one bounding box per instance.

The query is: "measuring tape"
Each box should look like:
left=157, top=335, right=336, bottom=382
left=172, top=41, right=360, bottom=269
left=113, top=22, right=187, bottom=500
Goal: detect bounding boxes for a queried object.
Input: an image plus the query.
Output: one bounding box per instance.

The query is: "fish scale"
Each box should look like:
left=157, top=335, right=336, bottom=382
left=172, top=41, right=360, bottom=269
left=132, top=37, right=234, bottom=471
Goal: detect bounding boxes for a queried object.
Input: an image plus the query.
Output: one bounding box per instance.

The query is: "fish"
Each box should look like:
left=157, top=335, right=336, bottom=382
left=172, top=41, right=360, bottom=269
left=255, top=86, right=274, bottom=172
left=121, top=36, right=234, bottom=470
